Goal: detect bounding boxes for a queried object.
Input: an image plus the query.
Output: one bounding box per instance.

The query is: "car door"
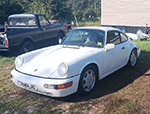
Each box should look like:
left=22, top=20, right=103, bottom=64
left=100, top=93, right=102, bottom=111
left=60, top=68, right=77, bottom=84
left=38, top=16, right=56, bottom=40
left=102, top=30, right=129, bottom=75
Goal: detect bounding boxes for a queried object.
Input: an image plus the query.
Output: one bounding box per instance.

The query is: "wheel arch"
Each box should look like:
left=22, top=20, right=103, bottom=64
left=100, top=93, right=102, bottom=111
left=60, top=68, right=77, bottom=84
left=58, top=30, right=65, bottom=37
left=128, top=47, right=137, bottom=58
left=77, top=62, right=99, bottom=95
left=21, top=37, right=34, bottom=46
left=81, top=62, right=99, bottom=80
left=127, top=47, right=138, bottom=67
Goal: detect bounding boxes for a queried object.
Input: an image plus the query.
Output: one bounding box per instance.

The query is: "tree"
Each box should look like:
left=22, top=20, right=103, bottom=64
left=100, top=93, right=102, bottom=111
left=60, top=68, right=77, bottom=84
left=0, top=0, right=101, bottom=25
left=67, top=0, right=86, bottom=26
left=67, top=0, right=101, bottom=26
left=0, top=0, right=24, bottom=24
left=83, top=0, right=101, bottom=20
left=50, top=0, right=71, bottom=21
left=83, top=8, right=97, bottom=20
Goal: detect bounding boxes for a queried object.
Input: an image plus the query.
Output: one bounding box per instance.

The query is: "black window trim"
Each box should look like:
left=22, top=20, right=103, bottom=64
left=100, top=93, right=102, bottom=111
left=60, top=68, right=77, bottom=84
left=38, top=15, right=51, bottom=27
left=107, top=30, right=121, bottom=45
left=107, top=30, right=128, bottom=45
left=120, top=32, right=128, bottom=43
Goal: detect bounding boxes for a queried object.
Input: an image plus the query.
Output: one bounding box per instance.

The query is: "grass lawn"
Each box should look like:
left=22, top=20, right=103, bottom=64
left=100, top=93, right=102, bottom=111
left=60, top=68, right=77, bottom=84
left=0, top=40, right=150, bottom=114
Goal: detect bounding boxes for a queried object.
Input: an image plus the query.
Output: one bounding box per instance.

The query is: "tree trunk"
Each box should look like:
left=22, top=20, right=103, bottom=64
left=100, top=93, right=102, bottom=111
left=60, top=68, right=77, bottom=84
left=74, top=14, right=79, bottom=27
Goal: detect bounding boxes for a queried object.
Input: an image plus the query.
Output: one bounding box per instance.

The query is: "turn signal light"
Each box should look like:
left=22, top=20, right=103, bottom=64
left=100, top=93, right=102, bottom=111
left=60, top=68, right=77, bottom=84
left=57, top=81, right=73, bottom=90
left=44, top=81, right=73, bottom=90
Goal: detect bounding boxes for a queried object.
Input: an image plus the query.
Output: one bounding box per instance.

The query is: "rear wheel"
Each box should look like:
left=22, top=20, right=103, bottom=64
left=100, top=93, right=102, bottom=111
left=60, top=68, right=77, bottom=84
left=78, top=65, right=97, bottom=95
left=127, top=49, right=137, bottom=67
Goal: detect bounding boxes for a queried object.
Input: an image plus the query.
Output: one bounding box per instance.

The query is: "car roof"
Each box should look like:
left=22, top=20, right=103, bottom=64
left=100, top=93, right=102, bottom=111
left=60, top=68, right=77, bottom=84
left=75, top=26, right=121, bottom=32
left=8, top=14, right=44, bottom=18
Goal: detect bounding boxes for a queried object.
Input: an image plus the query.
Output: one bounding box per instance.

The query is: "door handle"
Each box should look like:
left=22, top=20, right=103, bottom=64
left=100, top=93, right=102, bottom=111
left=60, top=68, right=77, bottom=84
left=121, top=47, right=125, bottom=50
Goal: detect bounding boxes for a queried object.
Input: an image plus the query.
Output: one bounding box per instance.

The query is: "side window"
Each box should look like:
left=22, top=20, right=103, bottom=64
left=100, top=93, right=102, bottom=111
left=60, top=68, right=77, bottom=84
left=38, top=16, right=50, bottom=26
left=120, top=33, right=128, bottom=42
left=53, top=21, right=61, bottom=26
left=9, top=17, right=36, bottom=26
left=28, top=17, right=36, bottom=25
left=107, top=31, right=121, bottom=45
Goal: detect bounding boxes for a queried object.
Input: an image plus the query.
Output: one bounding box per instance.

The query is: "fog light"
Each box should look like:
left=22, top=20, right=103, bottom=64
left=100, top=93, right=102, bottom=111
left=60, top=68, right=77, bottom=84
left=44, top=84, right=55, bottom=89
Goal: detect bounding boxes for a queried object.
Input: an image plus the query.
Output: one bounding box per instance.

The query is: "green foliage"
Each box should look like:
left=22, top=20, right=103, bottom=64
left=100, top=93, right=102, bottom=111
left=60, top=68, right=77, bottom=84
left=0, top=0, right=101, bottom=24
left=67, top=0, right=101, bottom=21
left=50, top=0, right=72, bottom=21
left=0, top=0, right=24, bottom=24
left=77, top=20, right=101, bottom=27
left=0, top=56, right=15, bottom=64
left=83, top=8, right=97, bottom=20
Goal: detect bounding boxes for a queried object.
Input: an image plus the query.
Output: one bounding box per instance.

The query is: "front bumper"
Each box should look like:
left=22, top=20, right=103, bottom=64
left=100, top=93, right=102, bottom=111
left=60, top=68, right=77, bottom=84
left=11, top=69, right=80, bottom=97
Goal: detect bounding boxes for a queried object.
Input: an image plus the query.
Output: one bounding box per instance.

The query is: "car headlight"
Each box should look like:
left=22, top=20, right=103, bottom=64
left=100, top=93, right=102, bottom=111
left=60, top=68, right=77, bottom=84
left=57, top=62, right=68, bottom=76
left=15, top=56, right=24, bottom=68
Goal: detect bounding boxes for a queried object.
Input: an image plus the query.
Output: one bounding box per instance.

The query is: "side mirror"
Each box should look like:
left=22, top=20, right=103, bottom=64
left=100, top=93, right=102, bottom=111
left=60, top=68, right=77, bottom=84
left=105, top=44, right=115, bottom=51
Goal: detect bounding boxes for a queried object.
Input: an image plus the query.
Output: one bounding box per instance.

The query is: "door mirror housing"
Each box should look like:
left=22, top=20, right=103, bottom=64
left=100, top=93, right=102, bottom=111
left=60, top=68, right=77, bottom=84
left=105, top=44, right=115, bottom=51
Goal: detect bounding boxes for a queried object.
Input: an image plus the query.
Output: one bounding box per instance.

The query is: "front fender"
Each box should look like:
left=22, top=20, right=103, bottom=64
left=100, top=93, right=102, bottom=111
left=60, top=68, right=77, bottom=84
left=16, top=46, right=51, bottom=71
left=67, top=52, right=103, bottom=79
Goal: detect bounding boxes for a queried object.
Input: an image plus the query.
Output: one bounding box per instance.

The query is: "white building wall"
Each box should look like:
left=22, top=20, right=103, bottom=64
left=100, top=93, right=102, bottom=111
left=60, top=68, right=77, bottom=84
left=101, top=0, right=150, bottom=27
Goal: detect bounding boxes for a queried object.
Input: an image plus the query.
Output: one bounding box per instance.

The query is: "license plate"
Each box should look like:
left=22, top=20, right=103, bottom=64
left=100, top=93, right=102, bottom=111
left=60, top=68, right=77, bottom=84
left=17, top=80, right=38, bottom=91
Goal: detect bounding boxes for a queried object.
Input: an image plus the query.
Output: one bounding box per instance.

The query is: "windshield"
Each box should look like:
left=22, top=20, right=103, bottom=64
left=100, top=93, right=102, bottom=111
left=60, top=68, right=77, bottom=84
left=62, top=29, right=105, bottom=48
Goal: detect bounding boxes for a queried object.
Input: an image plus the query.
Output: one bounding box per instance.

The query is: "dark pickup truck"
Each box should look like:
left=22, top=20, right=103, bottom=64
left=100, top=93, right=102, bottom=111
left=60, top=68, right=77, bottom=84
left=0, top=14, right=67, bottom=55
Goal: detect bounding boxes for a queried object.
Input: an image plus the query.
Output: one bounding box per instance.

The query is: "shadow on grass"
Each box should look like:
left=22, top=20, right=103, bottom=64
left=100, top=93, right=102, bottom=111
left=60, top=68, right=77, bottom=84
left=54, top=50, right=150, bottom=102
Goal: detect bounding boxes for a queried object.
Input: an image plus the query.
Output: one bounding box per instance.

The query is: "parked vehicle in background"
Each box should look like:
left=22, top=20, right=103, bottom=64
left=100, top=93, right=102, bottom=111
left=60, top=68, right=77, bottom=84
left=0, top=14, right=67, bottom=55
left=0, top=24, right=3, bottom=28
left=0, top=25, right=4, bottom=32
left=49, top=20, right=62, bottom=26
left=11, top=27, right=141, bottom=97
left=137, top=30, right=150, bottom=41
left=64, top=21, right=72, bottom=30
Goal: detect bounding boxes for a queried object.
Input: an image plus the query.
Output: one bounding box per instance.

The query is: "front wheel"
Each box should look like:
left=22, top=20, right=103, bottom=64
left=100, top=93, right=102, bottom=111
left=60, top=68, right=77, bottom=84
left=57, top=32, right=63, bottom=43
left=78, top=65, right=97, bottom=95
left=20, top=41, right=34, bottom=54
left=127, top=49, right=137, bottom=67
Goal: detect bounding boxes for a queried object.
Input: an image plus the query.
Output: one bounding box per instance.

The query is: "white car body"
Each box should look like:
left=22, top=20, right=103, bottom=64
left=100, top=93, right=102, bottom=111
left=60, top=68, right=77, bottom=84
left=11, top=27, right=141, bottom=97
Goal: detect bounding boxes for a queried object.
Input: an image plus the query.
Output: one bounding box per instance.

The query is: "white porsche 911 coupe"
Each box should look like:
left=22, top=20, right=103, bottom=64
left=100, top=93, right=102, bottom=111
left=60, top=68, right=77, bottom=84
left=11, top=27, right=141, bottom=97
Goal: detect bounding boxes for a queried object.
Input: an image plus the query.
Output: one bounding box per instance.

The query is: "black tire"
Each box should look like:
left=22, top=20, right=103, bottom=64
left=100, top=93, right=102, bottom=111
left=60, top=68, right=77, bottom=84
left=20, top=41, right=34, bottom=54
left=78, top=65, right=97, bottom=95
left=57, top=32, right=63, bottom=43
left=55, top=32, right=64, bottom=44
left=127, top=49, right=137, bottom=67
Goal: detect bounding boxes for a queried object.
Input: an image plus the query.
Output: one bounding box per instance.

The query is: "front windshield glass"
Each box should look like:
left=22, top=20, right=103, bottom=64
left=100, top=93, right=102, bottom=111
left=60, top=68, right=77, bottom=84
left=62, top=29, right=105, bottom=48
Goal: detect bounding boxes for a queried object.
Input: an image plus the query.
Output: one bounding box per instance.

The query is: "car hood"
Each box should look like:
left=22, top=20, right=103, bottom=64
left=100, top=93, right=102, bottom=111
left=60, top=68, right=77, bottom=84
left=19, top=45, right=97, bottom=78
